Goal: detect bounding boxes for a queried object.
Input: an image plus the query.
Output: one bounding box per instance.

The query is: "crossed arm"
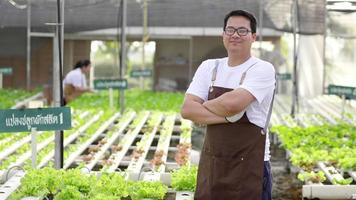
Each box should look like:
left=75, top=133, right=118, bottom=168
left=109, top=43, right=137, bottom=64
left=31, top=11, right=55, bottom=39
left=181, top=88, right=255, bottom=125
left=181, top=94, right=226, bottom=125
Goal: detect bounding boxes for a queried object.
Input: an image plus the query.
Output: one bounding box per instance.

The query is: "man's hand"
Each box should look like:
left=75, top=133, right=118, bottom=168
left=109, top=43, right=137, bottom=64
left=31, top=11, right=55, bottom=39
left=203, top=88, right=255, bottom=117
left=181, top=94, right=227, bottom=125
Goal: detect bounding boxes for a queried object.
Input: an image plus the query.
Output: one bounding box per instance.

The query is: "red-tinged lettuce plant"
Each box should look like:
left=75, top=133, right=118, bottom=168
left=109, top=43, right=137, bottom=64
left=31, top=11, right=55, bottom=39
left=297, top=170, right=326, bottom=183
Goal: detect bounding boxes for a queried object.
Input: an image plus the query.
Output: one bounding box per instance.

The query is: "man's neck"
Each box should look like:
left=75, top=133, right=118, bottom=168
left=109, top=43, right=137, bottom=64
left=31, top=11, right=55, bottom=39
left=227, top=51, right=251, bottom=67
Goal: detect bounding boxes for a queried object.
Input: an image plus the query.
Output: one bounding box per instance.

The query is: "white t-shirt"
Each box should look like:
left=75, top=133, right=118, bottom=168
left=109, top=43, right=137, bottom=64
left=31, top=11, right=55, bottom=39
left=186, top=56, right=275, bottom=161
left=63, top=68, right=87, bottom=88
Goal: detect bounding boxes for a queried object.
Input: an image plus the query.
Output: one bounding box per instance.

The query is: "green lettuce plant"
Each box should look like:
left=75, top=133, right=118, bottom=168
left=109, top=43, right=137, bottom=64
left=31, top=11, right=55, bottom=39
left=128, top=181, right=168, bottom=200
left=170, top=165, right=198, bottom=192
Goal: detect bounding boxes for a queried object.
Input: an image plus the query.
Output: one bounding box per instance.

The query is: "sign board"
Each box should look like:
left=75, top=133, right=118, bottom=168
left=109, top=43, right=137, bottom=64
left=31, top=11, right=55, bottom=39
left=94, top=79, right=128, bottom=90
left=276, top=73, right=291, bottom=80
left=328, top=84, right=356, bottom=99
left=130, top=69, right=152, bottom=78
left=0, top=67, right=13, bottom=75
left=0, top=107, right=71, bottom=132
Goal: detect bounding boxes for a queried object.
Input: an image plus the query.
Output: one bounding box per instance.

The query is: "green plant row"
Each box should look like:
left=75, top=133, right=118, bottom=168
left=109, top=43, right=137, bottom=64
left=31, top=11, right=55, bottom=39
left=68, top=89, right=184, bottom=113
left=0, top=88, right=37, bottom=109
left=272, top=123, right=356, bottom=171
left=11, top=164, right=198, bottom=200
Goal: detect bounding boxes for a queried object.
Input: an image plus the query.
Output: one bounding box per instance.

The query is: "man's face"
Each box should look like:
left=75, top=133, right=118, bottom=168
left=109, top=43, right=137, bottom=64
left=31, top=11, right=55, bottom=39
left=222, top=16, right=256, bottom=53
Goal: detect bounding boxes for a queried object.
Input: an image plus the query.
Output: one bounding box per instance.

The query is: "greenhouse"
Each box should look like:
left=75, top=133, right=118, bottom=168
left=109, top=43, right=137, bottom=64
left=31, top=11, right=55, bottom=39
left=0, top=0, right=355, bottom=199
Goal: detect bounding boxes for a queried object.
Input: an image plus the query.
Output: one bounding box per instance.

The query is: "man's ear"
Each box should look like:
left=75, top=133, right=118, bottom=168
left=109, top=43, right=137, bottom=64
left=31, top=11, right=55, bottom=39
left=251, top=33, right=257, bottom=41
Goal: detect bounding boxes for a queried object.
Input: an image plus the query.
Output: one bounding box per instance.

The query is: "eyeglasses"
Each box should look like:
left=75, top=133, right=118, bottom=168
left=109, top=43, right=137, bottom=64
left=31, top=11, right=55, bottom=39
left=224, top=27, right=251, bottom=36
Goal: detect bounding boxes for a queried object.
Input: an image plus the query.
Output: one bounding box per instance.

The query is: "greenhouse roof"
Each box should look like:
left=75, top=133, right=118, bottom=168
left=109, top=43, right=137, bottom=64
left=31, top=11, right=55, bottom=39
left=0, top=0, right=325, bottom=34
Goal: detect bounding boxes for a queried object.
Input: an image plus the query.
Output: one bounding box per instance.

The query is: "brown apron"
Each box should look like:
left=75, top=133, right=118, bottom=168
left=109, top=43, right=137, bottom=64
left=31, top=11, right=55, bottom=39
left=64, top=84, right=81, bottom=103
left=194, top=88, right=266, bottom=199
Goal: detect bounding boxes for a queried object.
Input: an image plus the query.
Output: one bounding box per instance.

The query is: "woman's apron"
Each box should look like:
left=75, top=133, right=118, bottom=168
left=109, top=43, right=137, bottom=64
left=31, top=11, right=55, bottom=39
left=194, top=61, right=267, bottom=200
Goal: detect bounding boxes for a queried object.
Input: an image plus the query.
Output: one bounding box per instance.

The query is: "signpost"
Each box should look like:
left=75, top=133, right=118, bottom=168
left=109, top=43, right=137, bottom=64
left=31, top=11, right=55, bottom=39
left=131, top=69, right=152, bottom=90
left=0, top=107, right=71, bottom=132
left=276, top=73, right=292, bottom=95
left=94, top=79, right=128, bottom=90
left=328, top=85, right=356, bottom=99
left=0, top=107, right=71, bottom=168
left=0, top=67, right=13, bottom=75
left=328, top=84, right=356, bottom=118
left=130, top=69, right=152, bottom=78
left=276, top=73, right=291, bottom=80
left=94, top=79, right=128, bottom=110
left=0, top=67, right=13, bottom=89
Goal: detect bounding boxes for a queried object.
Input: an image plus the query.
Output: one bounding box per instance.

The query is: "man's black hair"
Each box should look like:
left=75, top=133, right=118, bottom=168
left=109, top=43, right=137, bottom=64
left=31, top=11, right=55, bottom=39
left=223, top=10, right=257, bottom=33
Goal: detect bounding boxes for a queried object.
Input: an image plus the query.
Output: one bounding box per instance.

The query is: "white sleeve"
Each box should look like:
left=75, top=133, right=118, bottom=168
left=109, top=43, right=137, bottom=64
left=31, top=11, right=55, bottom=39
left=239, top=62, right=275, bottom=104
left=65, top=71, right=83, bottom=88
left=186, top=60, right=212, bottom=101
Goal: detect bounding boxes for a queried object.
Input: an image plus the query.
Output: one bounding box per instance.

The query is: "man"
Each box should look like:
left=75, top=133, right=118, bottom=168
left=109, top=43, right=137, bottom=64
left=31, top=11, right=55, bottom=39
left=63, top=59, right=93, bottom=104
left=181, top=10, right=275, bottom=200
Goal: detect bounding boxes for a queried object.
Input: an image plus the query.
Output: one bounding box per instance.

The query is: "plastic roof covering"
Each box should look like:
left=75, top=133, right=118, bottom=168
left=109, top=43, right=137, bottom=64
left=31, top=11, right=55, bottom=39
left=0, top=0, right=325, bottom=35
left=327, top=12, right=356, bottom=37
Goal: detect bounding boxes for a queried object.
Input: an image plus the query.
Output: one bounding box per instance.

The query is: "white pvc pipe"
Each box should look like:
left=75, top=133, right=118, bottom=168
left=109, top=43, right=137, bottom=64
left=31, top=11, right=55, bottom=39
left=303, top=185, right=356, bottom=199
left=31, top=128, right=37, bottom=169
left=37, top=112, right=103, bottom=168
left=0, top=73, right=2, bottom=89
left=63, top=112, right=120, bottom=169
left=11, top=92, right=43, bottom=109
left=85, top=112, right=135, bottom=171
left=108, top=112, right=149, bottom=172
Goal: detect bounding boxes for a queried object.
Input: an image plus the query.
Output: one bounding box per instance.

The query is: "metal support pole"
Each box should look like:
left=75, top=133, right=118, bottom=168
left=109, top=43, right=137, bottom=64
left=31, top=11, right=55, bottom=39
left=53, top=35, right=62, bottom=168
left=26, top=0, right=31, bottom=90
left=109, top=88, right=114, bottom=109
left=291, top=0, right=299, bottom=117
left=141, top=0, right=148, bottom=89
left=54, top=0, right=65, bottom=169
left=341, top=95, right=346, bottom=119
left=322, top=1, right=327, bottom=94
left=188, top=37, right=193, bottom=83
left=119, top=0, right=127, bottom=114
left=259, top=0, right=264, bottom=57
left=31, top=128, right=37, bottom=168
left=60, top=0, right=65, bottom=67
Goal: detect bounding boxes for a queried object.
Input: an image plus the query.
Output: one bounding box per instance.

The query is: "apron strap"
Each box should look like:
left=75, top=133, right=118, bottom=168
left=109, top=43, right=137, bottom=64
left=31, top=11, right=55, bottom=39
left=209, top=60, right=219, bottom=92
left=212, top=60, right=219, bottom=82
left=262, top=76, right=277, bottom=135
left=210, top=59, right=258, bottom=87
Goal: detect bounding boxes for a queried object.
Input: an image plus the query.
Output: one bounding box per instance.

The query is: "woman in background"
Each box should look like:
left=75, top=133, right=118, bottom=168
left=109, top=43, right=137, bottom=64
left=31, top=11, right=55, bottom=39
left=63, top=59, right=93, bottom=104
